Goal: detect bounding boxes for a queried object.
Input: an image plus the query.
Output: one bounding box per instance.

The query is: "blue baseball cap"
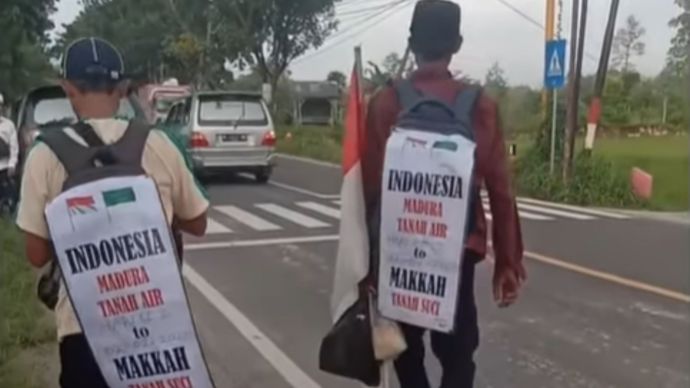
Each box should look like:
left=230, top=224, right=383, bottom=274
left=61, top=37, right=125, bottom=83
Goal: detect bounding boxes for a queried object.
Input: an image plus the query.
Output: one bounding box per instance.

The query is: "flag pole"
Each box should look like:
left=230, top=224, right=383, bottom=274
left=354, top=46, right=363, bottom=101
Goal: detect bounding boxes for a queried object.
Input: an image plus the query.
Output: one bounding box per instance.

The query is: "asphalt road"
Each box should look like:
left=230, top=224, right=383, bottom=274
left=182, top=154, right=689, bottom=388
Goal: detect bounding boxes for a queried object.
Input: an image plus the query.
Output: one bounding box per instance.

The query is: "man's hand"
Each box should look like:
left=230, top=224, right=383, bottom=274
left=493, top=264, right=527, bottom=308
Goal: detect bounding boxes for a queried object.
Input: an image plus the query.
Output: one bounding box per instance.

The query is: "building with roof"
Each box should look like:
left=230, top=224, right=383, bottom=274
left=292, top=81, right=341, bottom=126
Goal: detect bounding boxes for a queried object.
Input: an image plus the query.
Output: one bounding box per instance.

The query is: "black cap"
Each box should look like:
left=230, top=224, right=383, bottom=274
left=409, top=0, right=461, bottom=56
left=62, top=37, right=124, bottom=83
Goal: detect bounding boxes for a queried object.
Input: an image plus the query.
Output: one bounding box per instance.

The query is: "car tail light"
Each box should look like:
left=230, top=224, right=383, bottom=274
left=189, top=132, right=209, bottom=148
left=261, top=130, right=276, bottom=147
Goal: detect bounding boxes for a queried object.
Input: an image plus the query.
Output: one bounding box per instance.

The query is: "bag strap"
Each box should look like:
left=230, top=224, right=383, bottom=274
left=394, top=79, right=423, bottom=112
left=108, top=119, right=151, bottom=167
left=40, top=120, right=151, bottom=175
left=452, top=86, right=481, bottom=141
left=72, top=122, right=105, bottom=147
left=39, top=128, right=101, bottom=176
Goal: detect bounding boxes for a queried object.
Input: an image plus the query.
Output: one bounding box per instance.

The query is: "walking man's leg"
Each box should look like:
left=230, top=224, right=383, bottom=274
left=394, top=324, right=431, bottom=388
left=59, top=335, right=109, bottom=388
left=431, top=255, right=479, bottom=388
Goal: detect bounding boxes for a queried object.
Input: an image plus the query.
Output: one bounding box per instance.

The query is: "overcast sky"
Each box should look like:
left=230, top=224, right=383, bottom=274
left=52, top=0, right=680, bottom=87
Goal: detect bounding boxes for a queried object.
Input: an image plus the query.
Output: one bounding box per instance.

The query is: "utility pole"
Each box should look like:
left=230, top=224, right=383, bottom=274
left=584, top=0, right=620, bottom=153
left=542, top=0, right=555, bottom=123
left=563, top=0, right=587, bottom=182
left=662, top=96, right=668, bottom=124
left=545, top=0, right=556, bottom=174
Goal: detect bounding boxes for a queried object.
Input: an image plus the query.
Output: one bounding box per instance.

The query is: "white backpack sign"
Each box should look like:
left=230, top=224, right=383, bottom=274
left=377, top=83, right=480, bottom=333
left=42, top=123, right=214, bottom=388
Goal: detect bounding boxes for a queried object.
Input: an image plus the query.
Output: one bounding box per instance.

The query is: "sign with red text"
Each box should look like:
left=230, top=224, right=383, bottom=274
left=378, top=129, right=475, bottom=333
left=46, top=176, right=214, bottom=388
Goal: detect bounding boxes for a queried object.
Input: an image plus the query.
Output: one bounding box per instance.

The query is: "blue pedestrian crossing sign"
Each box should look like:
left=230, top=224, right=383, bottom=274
left=544, top=39, right=566, bottom=89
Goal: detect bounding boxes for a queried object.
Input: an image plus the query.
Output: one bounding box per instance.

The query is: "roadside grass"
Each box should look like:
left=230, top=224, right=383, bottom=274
left=275, top=125, right=688, bottom=210
left=592, top=135, right=689, bottom=211
left=511, top=135, right=689, bottom=210
left=0, top=218, right=57, bottom=388
left=276, top=125, right=342, bottom=164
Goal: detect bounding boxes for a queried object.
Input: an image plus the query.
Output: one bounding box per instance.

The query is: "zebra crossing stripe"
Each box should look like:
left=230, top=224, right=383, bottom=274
left=332, top=200, right=342, bottom=206
left=215, top=205, right=281, bottom=231
left=206, top=217, right=233, bottom=234
left=297, top=202, right=341, bottom=219
left=255, top=204, right=330, bottom=228
left=483, top=203, right=554, bottom=221
left=517, top=198, right=631, bottom=219
left=517, top=203, right=595, bottom=220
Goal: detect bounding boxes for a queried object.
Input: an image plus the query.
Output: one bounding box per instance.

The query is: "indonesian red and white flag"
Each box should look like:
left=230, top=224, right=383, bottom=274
left=330, top=65, right=370, bottom=323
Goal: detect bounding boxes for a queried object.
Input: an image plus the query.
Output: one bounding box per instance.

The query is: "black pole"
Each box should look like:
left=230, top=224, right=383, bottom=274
left=594, top=0, right=620, bottom=96
left=563, top=0, right=580, bottom=181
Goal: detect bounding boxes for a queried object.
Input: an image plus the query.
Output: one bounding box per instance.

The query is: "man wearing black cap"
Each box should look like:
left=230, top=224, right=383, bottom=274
left=16, top=37, right=209, bottom=387
left=361, top=1, right=526, bottom=387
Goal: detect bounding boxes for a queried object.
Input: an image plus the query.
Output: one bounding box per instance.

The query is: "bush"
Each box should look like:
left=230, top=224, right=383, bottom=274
left=0, top=219, right=54, bottom=367
left=515, top=148, right=640, bottom=208
left=276, top=125, right=343, bottom=164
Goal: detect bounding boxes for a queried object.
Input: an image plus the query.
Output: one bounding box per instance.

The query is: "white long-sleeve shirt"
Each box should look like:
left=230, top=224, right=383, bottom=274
left=0, top=117, right=18, bottom=172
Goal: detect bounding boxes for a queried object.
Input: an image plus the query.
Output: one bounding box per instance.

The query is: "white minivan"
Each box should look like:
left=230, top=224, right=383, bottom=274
left=165, top=91, right=277, bottom=182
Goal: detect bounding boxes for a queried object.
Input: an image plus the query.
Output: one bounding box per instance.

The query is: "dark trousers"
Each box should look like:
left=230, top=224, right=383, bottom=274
left=59, top=335, right=109, bottom=388
left=0, top=169, right=16, bottom=214
left=394, top=254, right=479, bottom=388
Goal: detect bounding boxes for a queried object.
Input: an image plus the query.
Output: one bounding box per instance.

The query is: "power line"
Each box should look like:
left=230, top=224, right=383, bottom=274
left=492, top=0, right=598, bottom=63
left=338, top=2, right=404, bottom=17
left=494, top=0, right=543, bottom=29
left=294, top=0, right=414, bottom=65
left=337, top=0, right=390, bottom=9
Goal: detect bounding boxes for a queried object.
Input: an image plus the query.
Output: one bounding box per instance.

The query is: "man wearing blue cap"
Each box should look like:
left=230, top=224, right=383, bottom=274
left=16, top=38, right=209, bottom=387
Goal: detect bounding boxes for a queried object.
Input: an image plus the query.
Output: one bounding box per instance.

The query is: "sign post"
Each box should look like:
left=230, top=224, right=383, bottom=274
left=544, top=39, right=567, bottom=174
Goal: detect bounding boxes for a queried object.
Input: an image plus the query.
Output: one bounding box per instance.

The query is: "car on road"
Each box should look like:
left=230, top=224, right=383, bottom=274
left=163, top=90, right=276, bottom=183
left=138, top=83, right=191, bottom=124
left=14, top=84, right=148, bottom=169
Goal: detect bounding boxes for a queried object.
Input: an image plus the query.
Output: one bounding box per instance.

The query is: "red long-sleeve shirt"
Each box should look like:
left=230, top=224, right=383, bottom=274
left=361, top=62, right=524, bottom=273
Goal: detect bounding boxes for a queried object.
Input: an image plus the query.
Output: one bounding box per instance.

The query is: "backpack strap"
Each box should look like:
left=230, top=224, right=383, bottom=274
left=452, top=86, right=482, bottom=141
left=72, top=122, right=105, bottom=147
left=395, top=79, right=423, bottom=112
left=39, top=129, right=101, bottom=176
left=108, top=119, right=151, bottom=167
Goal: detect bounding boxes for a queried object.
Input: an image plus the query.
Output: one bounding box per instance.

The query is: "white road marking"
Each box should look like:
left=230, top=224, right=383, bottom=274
left=518, top=203, right=595, bottom=220
left=206, top=217, right=233, bottom=234
left=185, top=235, right=340, bottom=251
left=483, top=203, right=554, bottom=221
left=236, top=172, right=340, bottom=199
left=276, top=153, right=339, bottom=168
left=518, top=197, right=631, bottom=219
left=268, top=180, right=340, bottom=200
left=183, top=265, right=322, bottom=388
left=215, top=205, right=281, bottom=231
left=297, top=201, right=341, bottom=219
left=206, top=217, right=232, bottom=235
left=332, top=200, right=342, bottom=206
left=256, top=203, right=330, bottom=228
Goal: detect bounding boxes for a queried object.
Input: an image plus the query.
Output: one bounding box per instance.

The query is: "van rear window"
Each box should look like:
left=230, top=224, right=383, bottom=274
left=197, top=95, right=267, bottom=126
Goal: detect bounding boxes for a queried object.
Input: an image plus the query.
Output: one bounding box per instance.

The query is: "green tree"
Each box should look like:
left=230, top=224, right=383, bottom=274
left=218, top=0, right=339, bottom=103
left=612, top=15, right=646, bottom=73
left=666, top=0, right=690, bottom=78
left=381, top=52, right=414, bottom=78
left=484, top=61, right=508, bottom=97
left=0, top=0, right=57, bottom=101
left=57, top=0, right=180, bottom=81
left=327, top=70, right=347, bottom=91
